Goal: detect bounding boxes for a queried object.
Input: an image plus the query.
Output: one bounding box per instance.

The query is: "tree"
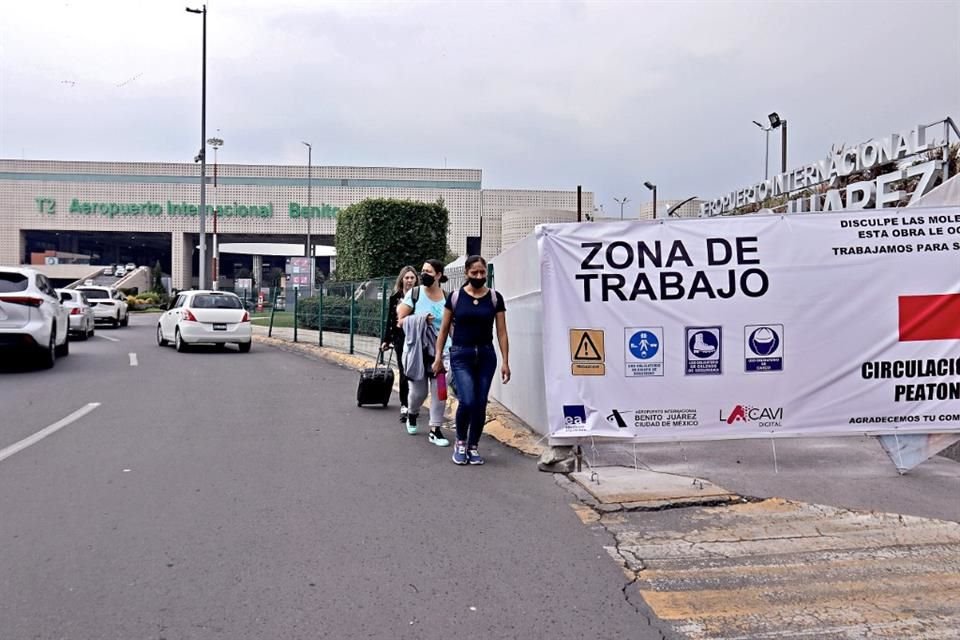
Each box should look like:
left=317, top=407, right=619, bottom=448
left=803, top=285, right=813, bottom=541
left=334, top=198, right=449, bottom=280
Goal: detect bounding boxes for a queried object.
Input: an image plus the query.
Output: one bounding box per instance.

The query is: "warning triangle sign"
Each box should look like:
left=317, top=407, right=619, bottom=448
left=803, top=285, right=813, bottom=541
left=574, top=331, right=603, bottom=361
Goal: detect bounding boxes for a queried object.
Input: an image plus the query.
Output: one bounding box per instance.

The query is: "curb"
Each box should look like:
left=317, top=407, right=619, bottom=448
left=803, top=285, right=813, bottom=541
left=254, top=334, right=545, bottom=457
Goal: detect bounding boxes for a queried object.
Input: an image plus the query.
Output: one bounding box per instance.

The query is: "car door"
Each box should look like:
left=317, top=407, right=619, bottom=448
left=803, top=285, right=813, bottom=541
left=160, top=294, right=183, bottom=338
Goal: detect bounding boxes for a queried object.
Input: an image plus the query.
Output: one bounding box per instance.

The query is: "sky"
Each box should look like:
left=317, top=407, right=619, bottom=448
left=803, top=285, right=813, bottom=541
left=1, top=0, right=958, bottom=217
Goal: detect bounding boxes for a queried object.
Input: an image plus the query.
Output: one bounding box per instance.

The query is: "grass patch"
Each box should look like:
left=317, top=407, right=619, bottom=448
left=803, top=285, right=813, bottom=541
left=251, top=312, right=295, bottom=328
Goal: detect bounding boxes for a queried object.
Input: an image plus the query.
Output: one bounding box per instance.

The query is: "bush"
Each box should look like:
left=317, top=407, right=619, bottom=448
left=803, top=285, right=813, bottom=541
left=334, top=198, right=449, bottom=280
left=297, top=295, right=385, bottom=337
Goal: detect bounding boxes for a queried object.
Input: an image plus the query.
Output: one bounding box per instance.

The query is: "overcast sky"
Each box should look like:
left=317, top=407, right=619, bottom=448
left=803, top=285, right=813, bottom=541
left=1, top=0, right=958, bottom=216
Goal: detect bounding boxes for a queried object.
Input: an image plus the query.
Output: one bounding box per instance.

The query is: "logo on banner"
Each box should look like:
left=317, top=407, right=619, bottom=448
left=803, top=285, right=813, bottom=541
left=570, top=329, right=605, bottom=376
left=745, top=324, right=784, bottom=372
left=624, top=327, right=664, bottom=377
left=685, top=326, right=722, bottom=375
left=562, top=405, right=588, bottom=430
left=720, top=404, right=784, bottom=428
left=606, top=408, right=700, bottom=429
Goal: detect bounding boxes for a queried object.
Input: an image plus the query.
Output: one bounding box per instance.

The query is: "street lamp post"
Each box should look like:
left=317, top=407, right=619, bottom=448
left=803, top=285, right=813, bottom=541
left=614, top=196, right=630, bottom=220
left=302, top=141, right=313, bottom=294
left=186, top=4, right=208, bottom=290
left=643, top=182, right=657, bottom=219
left=207, top=136, right=223, bottom=289
left=752, top=120, right=772, bottom=180
left=768, top=112, right=787, bottom=173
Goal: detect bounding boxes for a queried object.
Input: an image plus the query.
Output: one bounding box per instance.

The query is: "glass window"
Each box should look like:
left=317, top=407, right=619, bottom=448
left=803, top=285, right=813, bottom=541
left=190, top=294, right=242, bottom=309
left=78, top=288, right=110, bottom=299
left=0, top=272, right=28, bottom=293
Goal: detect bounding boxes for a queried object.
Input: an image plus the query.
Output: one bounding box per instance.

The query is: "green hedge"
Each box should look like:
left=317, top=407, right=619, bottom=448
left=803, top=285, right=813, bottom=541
left=296, top=296, right=385, bottom=338
left=334, top=198, right=449, bottom=280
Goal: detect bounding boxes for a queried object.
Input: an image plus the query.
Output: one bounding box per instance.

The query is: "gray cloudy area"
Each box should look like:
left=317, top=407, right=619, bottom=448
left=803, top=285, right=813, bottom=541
left=1, top=0, right=958, bottom=216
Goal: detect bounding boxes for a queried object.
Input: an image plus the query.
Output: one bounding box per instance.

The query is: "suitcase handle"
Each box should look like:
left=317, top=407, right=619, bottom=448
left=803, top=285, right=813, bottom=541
left=377, top=348, right=393, bottom=370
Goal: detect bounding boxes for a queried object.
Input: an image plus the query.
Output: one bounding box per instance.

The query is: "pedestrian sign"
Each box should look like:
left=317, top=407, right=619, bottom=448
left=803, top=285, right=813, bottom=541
left=570, top=329, right=605, bottom=375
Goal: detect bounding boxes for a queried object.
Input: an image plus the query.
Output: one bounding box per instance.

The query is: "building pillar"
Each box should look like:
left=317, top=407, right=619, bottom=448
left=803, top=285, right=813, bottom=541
left=252, top=254, right=263, bottom=290
left=171, top=232, right=193, bottom=291
left=0, top=227, right=22, bottom=265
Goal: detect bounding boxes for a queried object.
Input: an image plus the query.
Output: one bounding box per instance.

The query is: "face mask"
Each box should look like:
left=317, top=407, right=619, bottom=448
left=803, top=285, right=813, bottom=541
left=420, top=273, right=435, bottom=287
left=468, top=277, right=486, bottom=289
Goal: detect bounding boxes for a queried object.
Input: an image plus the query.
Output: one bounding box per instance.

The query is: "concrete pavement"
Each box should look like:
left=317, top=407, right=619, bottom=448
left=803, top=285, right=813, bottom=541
left=0, top=313, right=671, bottom=640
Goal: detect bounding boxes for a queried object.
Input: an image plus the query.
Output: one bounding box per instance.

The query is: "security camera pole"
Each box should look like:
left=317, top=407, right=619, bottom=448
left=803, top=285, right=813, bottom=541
left=186, top=4, right=208, bottom=290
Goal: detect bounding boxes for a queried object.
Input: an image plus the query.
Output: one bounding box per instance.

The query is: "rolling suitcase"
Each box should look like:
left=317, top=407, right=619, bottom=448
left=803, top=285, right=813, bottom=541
left=356, top=350, right=395, bottom=407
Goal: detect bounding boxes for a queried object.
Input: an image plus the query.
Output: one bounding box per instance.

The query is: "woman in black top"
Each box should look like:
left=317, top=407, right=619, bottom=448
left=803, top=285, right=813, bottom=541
left=433, top=255, right=510, bottom=465
left=381, top=266, right=419, bottom=422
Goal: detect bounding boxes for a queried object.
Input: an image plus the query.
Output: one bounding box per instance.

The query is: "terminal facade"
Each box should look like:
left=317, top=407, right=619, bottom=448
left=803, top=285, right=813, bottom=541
left=0, top=159, right=591, bottom=289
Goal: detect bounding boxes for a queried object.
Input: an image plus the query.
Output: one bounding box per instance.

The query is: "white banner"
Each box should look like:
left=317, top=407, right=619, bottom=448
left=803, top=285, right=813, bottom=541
left=540, top=206, right=960, bottom=443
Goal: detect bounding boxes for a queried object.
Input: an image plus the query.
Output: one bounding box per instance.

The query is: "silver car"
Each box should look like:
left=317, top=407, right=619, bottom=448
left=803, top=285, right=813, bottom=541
left=56, top=288, right=96, bottom=340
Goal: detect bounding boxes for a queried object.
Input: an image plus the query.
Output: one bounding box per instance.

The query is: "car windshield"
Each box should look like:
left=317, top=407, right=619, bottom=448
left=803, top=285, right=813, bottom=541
left=0, top=273, right=29, bottom=293
left=79, top=288, right=110, bottom=299
left=191, top=294, right=242, bottom=309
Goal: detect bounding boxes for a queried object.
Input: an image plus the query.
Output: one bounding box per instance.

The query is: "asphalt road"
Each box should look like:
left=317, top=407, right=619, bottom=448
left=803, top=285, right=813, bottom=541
left=0, top=314, right=669, bottom=640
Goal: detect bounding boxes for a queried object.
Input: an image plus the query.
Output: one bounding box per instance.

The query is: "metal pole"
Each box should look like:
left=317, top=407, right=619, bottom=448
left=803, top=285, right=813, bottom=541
left=198, top=5, right=207, bottom=290
left=317, top=285, right=323, bottom=347
left=781, top=120, right=788, bottom=174
left=293, top=287, right=299, bottom=343
left=576, top=185, right=582, bottom=222
left=764, top=128, right=770, bottom=180
left=349, top=290, right=356, bottom=355
left=652, top=188, right=657, bottom=220
left=379, top=278, right=389, bottom=346
left=306, top=144, right=313, bottom=296
left=212, top=149, right=218, bottom=290
left=268, top=286, right=278, bottom=338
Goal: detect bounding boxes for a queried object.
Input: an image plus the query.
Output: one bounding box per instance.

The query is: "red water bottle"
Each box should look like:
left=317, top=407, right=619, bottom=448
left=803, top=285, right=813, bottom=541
left=437, top=372, right=448, bottom=401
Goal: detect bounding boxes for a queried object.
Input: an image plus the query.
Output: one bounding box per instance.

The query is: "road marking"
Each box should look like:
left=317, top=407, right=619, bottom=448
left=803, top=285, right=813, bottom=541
left=129, top=353, right=138, bottom=366
left=98, top=334, right=120, bottom=342
left=0, top=403, right=101, bottom=463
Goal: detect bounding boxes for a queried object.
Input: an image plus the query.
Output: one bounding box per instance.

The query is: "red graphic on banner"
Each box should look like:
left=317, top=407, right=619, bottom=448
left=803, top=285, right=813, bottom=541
left=898, top=294, right=960, bottom=341
left=724, top=405, right=747, bottom=424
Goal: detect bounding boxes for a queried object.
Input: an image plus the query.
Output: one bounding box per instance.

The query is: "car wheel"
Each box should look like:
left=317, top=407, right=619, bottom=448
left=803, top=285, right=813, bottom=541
left=55, top=332, right=70, bottom=357
left=88, top=324, right=95, bottom=338
left=39, top=329, right=56, bottom=369
left=76, top=329, right=88, bottom=341
left=157, top=324, right=168, bottom=347
left=120, top=313, right=129, bottom=327
left=175, top=328, right=189, bottom=353
left=238, top=341, right=252, bottom=353
left=112, top=314, right=119, bottom=328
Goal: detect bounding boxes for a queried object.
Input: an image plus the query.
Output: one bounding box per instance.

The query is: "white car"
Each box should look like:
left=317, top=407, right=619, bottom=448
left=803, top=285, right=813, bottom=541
left=56, top=288, right=96, bottom=340
left=125, top=262, right=137, bottom=272
left=157, top=290, right=252, bottom=352
left=114, top=265, right=127, bottom=277
left=0, top=267, right=70, bottom=368
left=76, top=286, right=129, bottom=327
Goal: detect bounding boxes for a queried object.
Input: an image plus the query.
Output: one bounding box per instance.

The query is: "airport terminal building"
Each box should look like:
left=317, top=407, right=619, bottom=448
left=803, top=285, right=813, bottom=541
left=0, top=159, right=591, bottom=289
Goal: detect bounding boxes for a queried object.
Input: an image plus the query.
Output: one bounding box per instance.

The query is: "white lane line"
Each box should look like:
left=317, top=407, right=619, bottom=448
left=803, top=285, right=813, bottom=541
left=129, top=353, right=138, bottom=366
left=0, top=403, right=101, bottom=463
left=98, top=334, right=120, bottom=343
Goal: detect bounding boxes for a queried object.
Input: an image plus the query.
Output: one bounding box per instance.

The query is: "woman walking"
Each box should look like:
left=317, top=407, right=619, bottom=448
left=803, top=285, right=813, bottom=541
left=381, top=266, right=418, bottom=423
left=396, top=259, right=451, bottom=447
left=433, top=255, right=510, bottom=465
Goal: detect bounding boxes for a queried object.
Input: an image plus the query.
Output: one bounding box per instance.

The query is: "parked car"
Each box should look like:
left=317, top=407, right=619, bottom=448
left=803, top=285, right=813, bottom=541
left=0, top=266, right=70, bottom=368
left=125, top=262, right=137, bottom=272
left=83, top=279, right=95, bottom=286
left=114, top=265, right=127, bottom=277
left=56, top=288, right=95, bottom=340
left=76, top=285, right=129, bottom=327
left=157, top=290, right=252, bottom=353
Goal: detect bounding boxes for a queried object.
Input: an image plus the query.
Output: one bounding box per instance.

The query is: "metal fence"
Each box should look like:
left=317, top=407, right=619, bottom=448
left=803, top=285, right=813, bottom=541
left=257, top=264, right=494, bottom=359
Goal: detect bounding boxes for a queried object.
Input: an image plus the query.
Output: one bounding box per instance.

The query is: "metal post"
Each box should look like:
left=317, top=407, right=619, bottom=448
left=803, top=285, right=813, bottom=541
left=379, top=278, right=389, bottom=345
left=293, top=287, right=299, bottom=343
left=198, top=6, right=208, bottom=290
left=488, top=262, right=495, bottom=289
left=349, top=289, right=356, bottom=355
left=781, top=120, right=788, bottom=174
left=303, top=142, right=313, bottom=296
left=652, top=187, right=657, bottom=220
left=764, top=128, right=770, bottom=180
left=268, top=286, right=278, bottom=337
left=317, top=285, right=324, bottom=347
left=577, top=185, right=582, bottom=222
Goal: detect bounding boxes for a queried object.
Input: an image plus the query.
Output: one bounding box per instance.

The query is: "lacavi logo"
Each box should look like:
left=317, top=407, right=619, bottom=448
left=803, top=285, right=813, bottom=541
left=720, top=405, right=783, bottom=428
left=562, top=405, right=587, bottom=427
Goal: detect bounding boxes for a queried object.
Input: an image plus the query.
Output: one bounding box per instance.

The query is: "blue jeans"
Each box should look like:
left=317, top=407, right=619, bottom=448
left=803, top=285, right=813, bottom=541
left=449, top=344, right=498, bottom=447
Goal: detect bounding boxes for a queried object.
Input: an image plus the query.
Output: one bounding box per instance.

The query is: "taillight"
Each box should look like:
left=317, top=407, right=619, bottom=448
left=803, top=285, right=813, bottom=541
left=183, top=309, right=198, bottom=322
left=70, top=307, right=82, bottom=315
left=241, top=311, right=249, bottom=322
left=0, top=296, right=44, bottom=307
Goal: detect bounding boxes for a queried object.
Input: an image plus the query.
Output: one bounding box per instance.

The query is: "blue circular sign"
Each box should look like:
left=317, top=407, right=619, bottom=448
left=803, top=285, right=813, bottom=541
left=688, top=330, right=719, bottom=358
left=748, top=326, right=780, bottom=356
left=629, top=331, right=659, bottom=360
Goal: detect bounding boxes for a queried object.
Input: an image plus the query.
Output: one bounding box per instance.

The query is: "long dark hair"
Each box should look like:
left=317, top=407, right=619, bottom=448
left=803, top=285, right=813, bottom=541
left=464, top=255, right=486, bottom=270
